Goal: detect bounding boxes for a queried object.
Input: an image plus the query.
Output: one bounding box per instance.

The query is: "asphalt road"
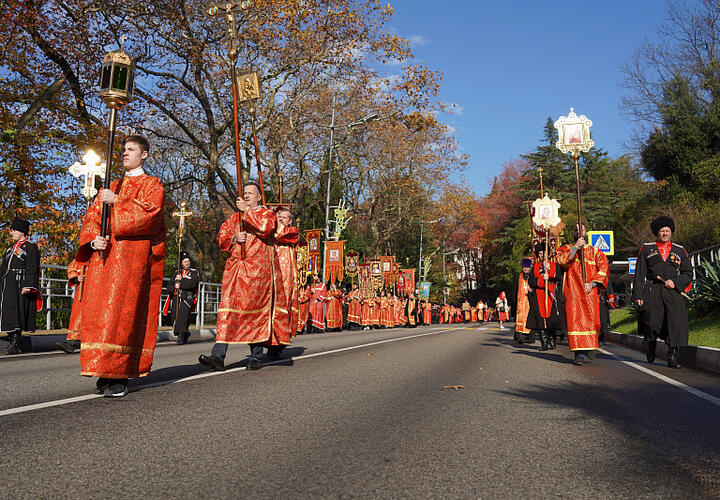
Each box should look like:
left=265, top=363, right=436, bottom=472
left=1, top=323, right=719, bottom=498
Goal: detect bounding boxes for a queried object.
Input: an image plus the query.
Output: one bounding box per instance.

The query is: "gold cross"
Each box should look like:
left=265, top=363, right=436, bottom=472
left=172, top=200, right=193, bottom=243
left=538, top=166, right=544, bottom=198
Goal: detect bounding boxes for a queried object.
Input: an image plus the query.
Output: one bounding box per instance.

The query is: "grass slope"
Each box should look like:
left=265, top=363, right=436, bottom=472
left=610, top=308, right=720, bottom=349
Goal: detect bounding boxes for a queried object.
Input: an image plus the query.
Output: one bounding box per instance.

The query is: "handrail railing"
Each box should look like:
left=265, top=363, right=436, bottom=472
left=36, top=264, right=221, bottom=331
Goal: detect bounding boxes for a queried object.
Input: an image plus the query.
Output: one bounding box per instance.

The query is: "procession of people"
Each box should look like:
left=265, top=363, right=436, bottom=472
left=0, top=134, right=694, bottom=398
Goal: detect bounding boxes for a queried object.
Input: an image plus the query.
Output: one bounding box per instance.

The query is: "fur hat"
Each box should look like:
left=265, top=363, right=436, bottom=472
left=10, top=218, right=30, bottom=234
left=533, top=242, right=545, bottom=255
left=650, top=216, right=675, bottom=236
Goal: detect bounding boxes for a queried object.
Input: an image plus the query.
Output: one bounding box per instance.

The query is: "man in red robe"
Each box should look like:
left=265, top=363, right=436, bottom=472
left=513, top=258, right=533, bottom=344
left=557, top=224, right=608, bottom=366
left=199, top=182, right=289, bottom=371
left=309, top=277, right=327, bottom=333
left=56, top=251, right=91, bottom=354
left=71, top=135, right=166, bottom=397
left=346, top=283, right=362, bottom=330
left=275, top=209, right=299, bottom=339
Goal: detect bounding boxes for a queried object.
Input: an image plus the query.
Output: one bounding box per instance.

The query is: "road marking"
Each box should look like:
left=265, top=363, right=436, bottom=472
left=599, top=348, right=720, bottom=408
left=0, top=326, right=465, bottom=417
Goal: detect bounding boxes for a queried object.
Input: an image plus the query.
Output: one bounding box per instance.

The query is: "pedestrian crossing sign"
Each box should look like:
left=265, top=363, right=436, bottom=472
left=587, top=231, right=614, bottom=255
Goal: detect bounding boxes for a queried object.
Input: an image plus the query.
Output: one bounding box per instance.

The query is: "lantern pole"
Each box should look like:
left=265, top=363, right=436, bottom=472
left=97, top=36, right=135, bottom=258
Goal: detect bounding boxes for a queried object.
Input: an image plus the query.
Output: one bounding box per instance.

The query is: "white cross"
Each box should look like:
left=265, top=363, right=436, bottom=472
left=69, top=149, right=106, bottom=202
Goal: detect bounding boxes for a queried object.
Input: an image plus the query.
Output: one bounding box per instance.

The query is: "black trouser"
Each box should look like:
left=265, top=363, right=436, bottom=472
left=211, top=342, right=264, bottom=361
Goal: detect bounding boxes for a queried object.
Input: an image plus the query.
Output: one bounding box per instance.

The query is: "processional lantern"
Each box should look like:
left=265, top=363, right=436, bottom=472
left=554, top=107, right=594, bottom=282
left=97, top=37, right=136, bottom=247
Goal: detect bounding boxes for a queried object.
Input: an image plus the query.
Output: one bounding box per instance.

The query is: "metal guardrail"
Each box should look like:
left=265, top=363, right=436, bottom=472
left=688, top=243, right=720, bottom=283
left=38, top=264, right=221, bottom=331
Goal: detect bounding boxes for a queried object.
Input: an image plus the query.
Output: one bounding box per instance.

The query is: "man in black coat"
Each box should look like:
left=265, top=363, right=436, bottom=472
left=163, top=252, right=199, bottom=345
left=632, top=216, right=692, bottom=368
left=526, top=244, right=565, bottom=351
left=1, top=218, right=40, bottom=355
left=598, top=279, right=616, bottom=343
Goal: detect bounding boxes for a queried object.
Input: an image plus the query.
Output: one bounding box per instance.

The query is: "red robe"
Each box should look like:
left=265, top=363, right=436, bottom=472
left=514, top=273, right=531, bottom=334
left=326, top=290, right=343, bottom=329
left=72, top=174, right=166, bottom=378
left=297, top=287, right=310, bottom=333
left=423, top=302, right=432, bottom=325
left=216, top=208, right=289, bottom=346
left=557, top=244, right=609, bottom=351
left=309, top=282, right=327, bottom=329
left=347, top=289, right=362, bottom=324
left=66, top=250, right=90, bottom=342
left=275, top=224, right=299, bottom=338
left=379, top=297, right=392, bottom=327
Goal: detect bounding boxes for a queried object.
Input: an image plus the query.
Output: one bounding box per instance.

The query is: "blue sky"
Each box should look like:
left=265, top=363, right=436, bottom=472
left=385, top=0, right=672, bottom=195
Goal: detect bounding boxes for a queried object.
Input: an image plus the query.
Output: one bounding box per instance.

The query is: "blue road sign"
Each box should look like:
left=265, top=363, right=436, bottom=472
left=587, top=231, right=614, bottom=255
left=628, top=257, right=637, bottom=275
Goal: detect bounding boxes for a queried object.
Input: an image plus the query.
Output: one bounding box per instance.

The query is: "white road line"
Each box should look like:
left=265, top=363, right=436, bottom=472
left=599, top=348, right=720, bottom=408
left=0, top=326, right=466, bottom=417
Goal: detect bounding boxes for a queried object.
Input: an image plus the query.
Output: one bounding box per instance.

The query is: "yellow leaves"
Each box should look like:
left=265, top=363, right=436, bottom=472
left=443, top=385, right=464, bottom=390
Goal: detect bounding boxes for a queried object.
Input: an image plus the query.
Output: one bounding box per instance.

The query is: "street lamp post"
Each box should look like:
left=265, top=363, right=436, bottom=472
left=441, top=242, right=459, bottom=303
left=418, top=218, right=440, bottom=290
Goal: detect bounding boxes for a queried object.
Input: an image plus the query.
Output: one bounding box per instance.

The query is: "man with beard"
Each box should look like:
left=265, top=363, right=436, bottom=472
left=526, top=245, right=564, bottom=351
left=199, top=182, right=289, bottom=371
left=632, top=216, right=692, bottom=368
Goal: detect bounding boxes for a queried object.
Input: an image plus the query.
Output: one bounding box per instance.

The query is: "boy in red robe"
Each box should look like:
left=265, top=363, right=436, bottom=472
left=275, top=209, right=299, bottom=339
left=71, top=135, right=166, bottom=397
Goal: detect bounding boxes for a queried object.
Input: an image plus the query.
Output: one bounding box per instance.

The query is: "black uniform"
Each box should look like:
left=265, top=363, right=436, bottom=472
left=631, top=242, right=692, bottom=348
left=526, top=262, right=565, bottom=350
left=164, top=268, right=199, bottom=344
left=0, top=239, right=40, bottom=334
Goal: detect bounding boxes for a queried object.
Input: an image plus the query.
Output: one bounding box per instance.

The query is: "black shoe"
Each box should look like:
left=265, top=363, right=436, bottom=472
left=572, top=352, right=584, bottom=366
left=176, top=333, right=183, bottom=345
left=246, top=357, right=262, bottom=371
left=199, top=354, right=225, bottom=371
left=646, top=341, right=656, bottom=364
left=5, top=331, right=21, bottom=355
left=585, top=350, right=595, bottom=363
left=540, top=333, right=548, bottom=351
left=96, top=377, right=111, bottom=393
left=667, top=347, right=681, bottom=369
left=103, top=379, right=128, bottom=398
left=56, top=340, right=79, bottom=354
left=266, top=347, right=283, bottom=361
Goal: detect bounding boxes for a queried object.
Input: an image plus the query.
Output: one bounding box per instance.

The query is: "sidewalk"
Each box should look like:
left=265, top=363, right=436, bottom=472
left=608, top=330, right=720, bottom=376
left=1, top=326, right=218, bottom=353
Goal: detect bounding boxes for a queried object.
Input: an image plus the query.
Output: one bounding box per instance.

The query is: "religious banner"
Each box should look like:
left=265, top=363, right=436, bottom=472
left=420, top=281, right=431, bottom=299
left=310, top=255, right=320, bottom=276
left=305, top=229, right=322, bottom=257
left=359, top=263, right=373, bottom=299
left=380, top=256, right=394, bottom=288
left=324, top=240, right=344, bottom=284
left=345, top=251, right=359, bottom=278
left=400, top=268, right=415, bottom=297
left=528, top=204, right=561, bottom=261
left=369, top=258, right=384, bottom=292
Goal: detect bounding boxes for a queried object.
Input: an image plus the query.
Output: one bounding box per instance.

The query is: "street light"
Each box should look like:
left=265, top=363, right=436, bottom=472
left=418, top=218, right=441, bottom=290
left=321, top=97, right=381, bottom=282
left=442, top=244, right=459, bottom=303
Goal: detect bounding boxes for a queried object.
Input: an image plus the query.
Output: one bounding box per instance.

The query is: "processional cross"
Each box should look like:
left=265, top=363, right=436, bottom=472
left=69, top=149, right=106, bottom=204
left=172, top=200, right=194, bottom=245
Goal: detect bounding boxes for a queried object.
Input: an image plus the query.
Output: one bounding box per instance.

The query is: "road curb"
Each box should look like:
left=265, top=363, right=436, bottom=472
left=1, top=329, right=218, bottom=353
left=608, top=330, right=720, bottom=376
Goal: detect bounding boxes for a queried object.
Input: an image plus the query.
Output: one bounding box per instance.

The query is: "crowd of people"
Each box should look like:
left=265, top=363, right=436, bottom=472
left=0, top=135, right=695, bottom=397
left=511, top=217, right=692, bottom=368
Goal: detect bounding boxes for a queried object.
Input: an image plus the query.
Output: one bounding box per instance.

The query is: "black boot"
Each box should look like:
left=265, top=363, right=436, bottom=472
left=667, top=347, right=681, bottom=369
left=56, top=340, right=80, bottom=354
left=548, top=334, right=557, bottom=350
left=572, top=352, right=584, bottom=366
left=539, top=331, right=548, bottom=351
left=646, top=340, right=656, bottom=364
left=5, top=331, right=21, bottom=355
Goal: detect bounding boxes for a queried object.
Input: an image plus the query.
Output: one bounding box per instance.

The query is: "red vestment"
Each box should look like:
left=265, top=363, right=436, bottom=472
left=371, top=298, right=380, bottom=326
left=72, top=174, right=166, bottom=378
left=514, top=273, right=531, bottom=334
left=66, top=251, right=90, bottom=342
left=360, top=298, right=371, bottom=327
left=275, top=224, right=299, bottom=338
left=423, top=302, right=432, bottom=325
left=297, top=287, right=310, bottom=333
left=215, top=208, right=289, bottom=346
left=557, top=244, right=609, bottom=351
left=347, top=289, right=361, bottom=324
left=309, top=282, right=327, bottom=329
left=471, top=307, right=478, bottom=322
left=326, top=290, right=343, bottom=329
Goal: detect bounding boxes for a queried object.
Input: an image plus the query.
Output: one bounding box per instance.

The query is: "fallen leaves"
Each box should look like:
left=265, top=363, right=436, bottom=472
left=443, top=385, right=464, bottom=390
